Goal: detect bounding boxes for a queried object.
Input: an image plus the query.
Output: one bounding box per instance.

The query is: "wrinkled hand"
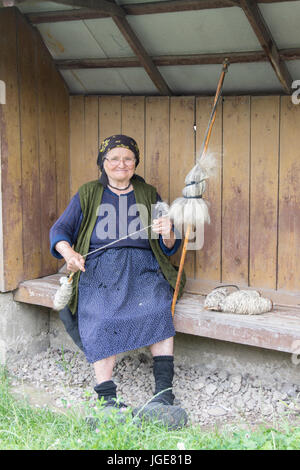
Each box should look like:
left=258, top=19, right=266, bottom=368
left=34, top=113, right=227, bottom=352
left=55, top=241, right=85, bottom=273
left=65, top=251, right=86, bottom=273
left=152, top=216, right=173, bottom=238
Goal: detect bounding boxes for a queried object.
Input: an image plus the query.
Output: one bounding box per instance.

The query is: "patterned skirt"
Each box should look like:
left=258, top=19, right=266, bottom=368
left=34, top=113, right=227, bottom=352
left=77, top=247, right=175, bottom=363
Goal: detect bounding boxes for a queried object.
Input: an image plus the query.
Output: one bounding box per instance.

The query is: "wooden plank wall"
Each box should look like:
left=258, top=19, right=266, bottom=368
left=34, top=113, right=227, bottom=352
left=70, top=94, right=300, bottom=294
left=0, top=7, right=69, bottom=291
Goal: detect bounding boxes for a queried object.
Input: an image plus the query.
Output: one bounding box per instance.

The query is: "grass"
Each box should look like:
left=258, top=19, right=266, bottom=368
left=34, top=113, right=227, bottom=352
left=1, top=366, right=300, bottom=450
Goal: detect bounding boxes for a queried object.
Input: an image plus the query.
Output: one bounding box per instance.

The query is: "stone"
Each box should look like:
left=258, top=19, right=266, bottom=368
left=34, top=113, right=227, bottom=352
left=230, top=374, right=242, bottom=384
left=193, top=381, right=205, bottom=391
left=246, top=399, right=256, bottom=411
left=207, top=406, right=228, bottom=417
left=261, top=404, right=274, bottom=416
left=205, top=384, right=217, bottom=396
left=281, top=383, right=298, bottom=398
left=232, top=382, right=241, bottom=393
left=217, top=370, right=228, bottom=382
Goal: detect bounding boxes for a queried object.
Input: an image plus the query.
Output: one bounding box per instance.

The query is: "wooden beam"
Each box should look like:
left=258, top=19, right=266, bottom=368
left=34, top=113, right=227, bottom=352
left=49, top=0, right=125, bottom=16
left=112, top=16, right=172, bottom=95
left=55, top=48, right=300, bottom=69
left=25, top=0, right=300, bottom=22
left=122, top=0, right=239, bottom=15
left=239, top=0, right=293, bottom=94
left=4, top=0, right=124, bottom=16
left=27, top=8, right=110, bottom=23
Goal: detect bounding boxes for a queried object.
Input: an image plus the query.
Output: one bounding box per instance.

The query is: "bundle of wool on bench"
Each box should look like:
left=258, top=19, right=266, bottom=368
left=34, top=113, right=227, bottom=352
left=204, top=286, right=273, bottom=315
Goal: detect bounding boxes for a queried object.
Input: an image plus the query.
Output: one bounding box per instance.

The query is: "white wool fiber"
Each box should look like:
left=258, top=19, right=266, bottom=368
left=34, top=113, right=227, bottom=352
left=204, top=288, right=273, bottom=315
left=153, top=200, right=170, bottom=218
left=53, top=275, right=73, bottom=311
left=169, top=197, right=210, bottom=228
left=220, top=290, right=272, bottom=315
left=168, top=151, right=217, bottom=233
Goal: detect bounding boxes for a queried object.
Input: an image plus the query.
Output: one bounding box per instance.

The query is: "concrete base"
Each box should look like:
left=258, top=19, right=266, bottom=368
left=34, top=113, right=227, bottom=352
left=174, top=332, right=300, bottom=387
left=0, top=292, right=50, bottom=365
left=2, top=297, right=300, bottom=387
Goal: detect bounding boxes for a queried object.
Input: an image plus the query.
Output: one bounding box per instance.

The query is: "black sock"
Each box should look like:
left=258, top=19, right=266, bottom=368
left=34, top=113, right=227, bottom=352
left=152, top=355, right=175, bottom=405
left=94, top=380, right=117, bottom=403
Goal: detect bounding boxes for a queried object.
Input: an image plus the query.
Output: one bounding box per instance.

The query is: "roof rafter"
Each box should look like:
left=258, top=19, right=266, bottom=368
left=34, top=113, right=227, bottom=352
left=111, top=13, right=172, bottom=95
left=24, top=0, right=300, bottom=23
left=55, top=48, right=300, bottom=69
left=239, top=0, right=293, bottom=94
left=13, top=0, right=125, bottom=16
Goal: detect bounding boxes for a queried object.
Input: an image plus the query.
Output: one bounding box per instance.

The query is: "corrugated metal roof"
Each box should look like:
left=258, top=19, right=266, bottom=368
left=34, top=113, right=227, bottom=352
left=2, top=0, right=300, bottom=95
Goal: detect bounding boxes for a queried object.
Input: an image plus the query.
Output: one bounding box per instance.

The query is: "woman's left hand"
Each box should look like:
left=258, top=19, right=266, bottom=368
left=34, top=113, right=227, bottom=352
left=152, top=216, right=173, bottom=239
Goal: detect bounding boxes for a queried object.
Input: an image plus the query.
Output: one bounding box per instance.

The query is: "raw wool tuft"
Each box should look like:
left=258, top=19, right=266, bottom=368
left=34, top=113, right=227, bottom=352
left=168, top=152, right=217, bottom=232
left=204, top=287, right=273, bottom=315
left=53, top=275, right=73, bottom=311
left=153, top=200, right=170, bottom=219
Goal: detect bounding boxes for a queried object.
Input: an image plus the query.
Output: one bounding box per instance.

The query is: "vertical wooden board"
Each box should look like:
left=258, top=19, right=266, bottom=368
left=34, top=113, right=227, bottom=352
left=169, top=96, right=195, bottom=278
left=17, top=13, right=42, bottom=280
left=36, top=35, right=57, bottom=275
left=278, top=96, right=300, bottom=292
left=250, top=96, right=279, bottom=289
left=99, top=96, right=122, bottom=144
left=222, top=96, right=250, bottom=285
left=121, top=96, right=145, bottom=179
left=84, top=96, right=99, bottom=183
left=54, top=74, right=70, bottom=216
left=195, top=97, right=222, bottom=282
left=54, top=73, right=69, bottom=270
left=145, top=97, right=169, bottom=201
left=70, top=96, right=85, bottom=196
left=0, top=7, right=24, bottom=290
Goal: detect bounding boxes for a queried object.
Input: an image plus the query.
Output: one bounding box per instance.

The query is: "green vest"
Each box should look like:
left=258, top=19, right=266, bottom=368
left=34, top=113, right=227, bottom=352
left=68, top=178, right=186, bottom=314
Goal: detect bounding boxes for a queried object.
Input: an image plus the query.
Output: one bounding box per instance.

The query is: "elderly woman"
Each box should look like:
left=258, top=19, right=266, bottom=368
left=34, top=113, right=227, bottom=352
left=50, top=135, right=186, bottom=426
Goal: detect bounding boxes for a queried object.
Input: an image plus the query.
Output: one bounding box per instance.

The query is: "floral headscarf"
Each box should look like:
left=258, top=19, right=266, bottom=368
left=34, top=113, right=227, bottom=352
left=97, top=134, right=140, bottom=170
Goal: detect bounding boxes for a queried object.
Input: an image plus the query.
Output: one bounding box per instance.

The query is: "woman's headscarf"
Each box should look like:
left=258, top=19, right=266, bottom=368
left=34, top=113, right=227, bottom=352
left=97, top=135, right=140, bottom=170
left=97, top=134, right=143, bottom=187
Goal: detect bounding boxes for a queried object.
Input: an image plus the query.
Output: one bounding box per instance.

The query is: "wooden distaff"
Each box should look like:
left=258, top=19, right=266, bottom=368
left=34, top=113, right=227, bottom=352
left=171, top=60, right=229, bottom=317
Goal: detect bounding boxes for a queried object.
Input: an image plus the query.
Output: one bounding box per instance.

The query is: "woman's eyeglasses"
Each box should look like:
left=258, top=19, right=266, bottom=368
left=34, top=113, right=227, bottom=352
left=105, top=156, right=136, bottom=167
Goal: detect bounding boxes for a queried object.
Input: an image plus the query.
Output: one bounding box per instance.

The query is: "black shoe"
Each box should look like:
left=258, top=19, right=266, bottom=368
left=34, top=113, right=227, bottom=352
left=132, top=401, right=188, bottom=430
left=86, top=398, right=131, bottom=428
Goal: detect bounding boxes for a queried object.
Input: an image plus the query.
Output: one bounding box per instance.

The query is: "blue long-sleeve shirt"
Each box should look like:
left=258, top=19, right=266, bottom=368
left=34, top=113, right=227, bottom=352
left=50, top=186, right=181, bottom=260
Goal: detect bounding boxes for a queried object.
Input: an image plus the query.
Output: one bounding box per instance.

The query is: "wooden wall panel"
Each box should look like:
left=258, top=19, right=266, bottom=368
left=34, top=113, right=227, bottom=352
left=195, top=97, right=222, bottom=282
left=36, top=35, right=57, bottom=275
left=84, top=96, right=99, bottom=183
left=145, top=97, right=170, bottom=201
left=0, top=7, right=24, bottom=290
left=249, top=96, right=279, bottom=289
left=17, top=13, right=42, bottom=280
left=0, top=7, right=69, bottom=289
left=278, top=96, right=300, bottom=292
left=99, top=96, right=122, bottom=144
left=121, top=96, right=145, bottom=180
left=222, top=96, right=250, bottom=285
left=169, top=96, right=195, bottom=278
left=54, top=73, right=70, bottom=269
left=55, top=74, right=70, bottom=219
left=70, top=96, right=85, bottom=196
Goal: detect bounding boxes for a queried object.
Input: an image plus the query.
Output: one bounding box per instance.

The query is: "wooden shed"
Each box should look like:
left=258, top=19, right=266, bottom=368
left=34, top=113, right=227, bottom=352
left=0, top=0, right=300, bottom=363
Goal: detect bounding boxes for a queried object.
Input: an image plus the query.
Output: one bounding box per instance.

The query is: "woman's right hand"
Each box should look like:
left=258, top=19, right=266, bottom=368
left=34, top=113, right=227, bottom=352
left=55, top=241, right=86, bottom=273
left=65, top=251, right=86, bottom=273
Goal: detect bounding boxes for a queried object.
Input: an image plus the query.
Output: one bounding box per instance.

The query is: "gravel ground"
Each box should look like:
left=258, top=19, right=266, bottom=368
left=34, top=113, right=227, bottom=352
left=7, top=347, right=300, bottom=427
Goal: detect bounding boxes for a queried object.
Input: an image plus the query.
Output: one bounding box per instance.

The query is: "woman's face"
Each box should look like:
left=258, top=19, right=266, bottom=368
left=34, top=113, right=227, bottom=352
left=103, top=147, right=136, bottom=184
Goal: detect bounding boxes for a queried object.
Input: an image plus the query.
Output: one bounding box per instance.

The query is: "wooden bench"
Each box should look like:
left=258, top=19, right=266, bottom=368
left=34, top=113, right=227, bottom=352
left=13, top=273, right=300, bottom=355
